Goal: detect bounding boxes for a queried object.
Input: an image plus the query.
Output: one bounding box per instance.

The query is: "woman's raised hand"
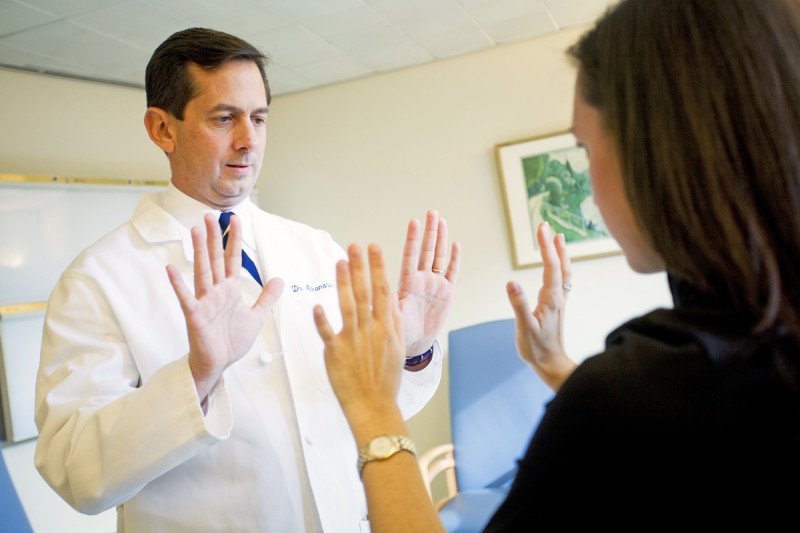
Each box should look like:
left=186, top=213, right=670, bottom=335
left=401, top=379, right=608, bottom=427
left=506, top=222, right=577, bottom=391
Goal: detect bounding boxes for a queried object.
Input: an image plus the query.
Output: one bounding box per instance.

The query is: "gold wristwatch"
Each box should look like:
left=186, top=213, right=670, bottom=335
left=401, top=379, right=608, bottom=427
left=357, top=434, right=417, bottom=477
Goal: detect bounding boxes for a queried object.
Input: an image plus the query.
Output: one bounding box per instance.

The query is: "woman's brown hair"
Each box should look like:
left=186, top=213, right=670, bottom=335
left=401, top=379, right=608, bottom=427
left=570, top=0, right=800, bottom=341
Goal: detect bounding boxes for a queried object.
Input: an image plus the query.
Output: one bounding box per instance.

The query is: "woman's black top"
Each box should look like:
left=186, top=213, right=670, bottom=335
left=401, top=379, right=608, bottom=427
left=485, top=276, right=800, bottom=529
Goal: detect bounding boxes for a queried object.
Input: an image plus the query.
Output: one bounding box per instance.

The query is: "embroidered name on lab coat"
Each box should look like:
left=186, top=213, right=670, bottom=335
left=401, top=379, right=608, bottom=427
left=291, top=282, right=333, bottom=293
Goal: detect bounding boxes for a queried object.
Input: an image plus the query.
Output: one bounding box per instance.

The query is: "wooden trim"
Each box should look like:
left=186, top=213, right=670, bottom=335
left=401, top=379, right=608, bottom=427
left=0, top=173, right=167, bottom=188
left=0, top=302, right=47, bottom=319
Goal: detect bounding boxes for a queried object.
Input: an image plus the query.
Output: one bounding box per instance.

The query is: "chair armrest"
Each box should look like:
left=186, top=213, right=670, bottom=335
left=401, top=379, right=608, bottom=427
left=417, top=443, right=458, bottom=509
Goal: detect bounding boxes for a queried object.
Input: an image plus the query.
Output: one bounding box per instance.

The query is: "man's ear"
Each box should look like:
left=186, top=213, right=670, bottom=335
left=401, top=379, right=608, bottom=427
left=144, top=107, right=176, bottom=154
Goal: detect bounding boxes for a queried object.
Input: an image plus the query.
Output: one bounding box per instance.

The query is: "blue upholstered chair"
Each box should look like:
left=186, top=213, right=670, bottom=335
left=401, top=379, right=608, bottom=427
left=418, top=319, right=554, bottom=533
left=0, top=450, right=33, bottom=532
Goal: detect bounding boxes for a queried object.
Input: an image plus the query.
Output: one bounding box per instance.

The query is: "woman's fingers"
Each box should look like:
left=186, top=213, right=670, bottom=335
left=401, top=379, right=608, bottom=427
left=348, top=244, right=371, bottom=327
left=368, top=243, right=390, bottom=322
left=314, top=304, right=335, bottom=343
left=336, top=259, right=356, bottom=333
left=537, top=222, right=564, bottom=299
left=555, top=232, right=572, bottom=297
left=506, top=281, right=539, bottom=336
left=390, top=294, right=403, bottom=345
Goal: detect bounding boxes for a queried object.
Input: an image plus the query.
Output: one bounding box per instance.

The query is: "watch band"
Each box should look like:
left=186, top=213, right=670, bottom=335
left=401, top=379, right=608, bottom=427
left=405, top=345, right=434, bottom=367
left=357, top=434, right=417, bottom=478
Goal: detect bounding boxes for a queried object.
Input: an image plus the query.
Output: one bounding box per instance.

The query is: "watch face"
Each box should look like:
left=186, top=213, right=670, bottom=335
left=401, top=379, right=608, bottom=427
left=369, top=436, right=395, bottom=458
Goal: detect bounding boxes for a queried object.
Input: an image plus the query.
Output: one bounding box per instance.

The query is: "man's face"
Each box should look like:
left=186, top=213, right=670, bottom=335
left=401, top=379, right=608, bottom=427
left=167, top=60, right=268, bottom=210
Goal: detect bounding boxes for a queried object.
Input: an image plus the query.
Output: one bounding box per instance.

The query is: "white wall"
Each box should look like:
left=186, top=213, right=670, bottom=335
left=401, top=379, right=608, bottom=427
left=0, top=68, right=163, bottom=180
left=0, top=23, right=672, bottom=529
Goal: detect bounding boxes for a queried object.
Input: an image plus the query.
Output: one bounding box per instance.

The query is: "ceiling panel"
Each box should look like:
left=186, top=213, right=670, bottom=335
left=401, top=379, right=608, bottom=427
left=264, top=62, right=314, bottom=94
left=300, top=5, right=388, bottom=50
left=249, top=25, right=342, bottom=69
left=366, top=0, right=493, bottom=59
left=543, top=0, right=617, bottom=29
left=294, top=55, right=372, bottom=84
left=348, top=37, right=431, bottom=72
left=13, top=0, right=121, bottom=18
left=460, top=0, right=557, bottom=44
left=67, top=1, right=187, bottom=50
left=0, top=40, right=82, bottom=73
left=148, top=0, right=289, bottom=37
left=254, top=0, right=366, bottom=23
left=0, top=0, right=58, bottom=36
left=0, top=0, right=614, bottom=95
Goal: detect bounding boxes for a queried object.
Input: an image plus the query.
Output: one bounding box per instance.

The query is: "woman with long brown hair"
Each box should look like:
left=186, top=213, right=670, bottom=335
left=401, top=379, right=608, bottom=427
left=313, top=0, right=800, bottom=528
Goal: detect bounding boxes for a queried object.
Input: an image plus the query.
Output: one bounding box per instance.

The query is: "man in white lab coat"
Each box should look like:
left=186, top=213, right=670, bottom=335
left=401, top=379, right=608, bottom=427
left=34, top=28, right=460, bottom=532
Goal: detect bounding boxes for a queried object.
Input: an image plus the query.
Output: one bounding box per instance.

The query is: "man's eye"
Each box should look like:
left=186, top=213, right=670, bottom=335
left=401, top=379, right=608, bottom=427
left=215, top=116, right=232, bottom=124
left=252, top=116, right=266, bottom=126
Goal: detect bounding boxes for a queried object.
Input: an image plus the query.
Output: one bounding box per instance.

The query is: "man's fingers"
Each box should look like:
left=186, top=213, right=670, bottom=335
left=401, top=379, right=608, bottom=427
left=167, top=264, right=196, bottom=316
left=205, top=214, right=226, bottom=285
left=254, top=277, right=284, bottom=315
left=192, top=225, right=212, bottom=299
left=444, top=241, right=462, bottom=283
left=400, top=218, right=422, bottom=276
left=417, top=209, right=439, bottom=271
left=224, top=213, right=243, bottom=279
left=431, top=217, right=448, bottom=273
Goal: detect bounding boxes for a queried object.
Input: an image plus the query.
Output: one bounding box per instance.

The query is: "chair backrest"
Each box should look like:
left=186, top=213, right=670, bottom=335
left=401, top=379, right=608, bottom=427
left=0, top=450, right=33, bottom=532
left=447, top=318, right=554, bottom=492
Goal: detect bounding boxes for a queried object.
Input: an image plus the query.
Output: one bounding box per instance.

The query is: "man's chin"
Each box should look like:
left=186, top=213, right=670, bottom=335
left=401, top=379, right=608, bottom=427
left=208, top=185, right=254, bottom=208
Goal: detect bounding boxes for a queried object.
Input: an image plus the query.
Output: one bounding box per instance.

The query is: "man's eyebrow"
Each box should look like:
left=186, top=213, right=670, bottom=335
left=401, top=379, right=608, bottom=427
left=209, top=104, right=269, bottom=114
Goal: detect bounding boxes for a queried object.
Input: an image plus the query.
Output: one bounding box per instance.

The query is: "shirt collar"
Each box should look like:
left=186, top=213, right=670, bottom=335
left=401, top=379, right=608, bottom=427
left=161, top=181, right=257, bottom=249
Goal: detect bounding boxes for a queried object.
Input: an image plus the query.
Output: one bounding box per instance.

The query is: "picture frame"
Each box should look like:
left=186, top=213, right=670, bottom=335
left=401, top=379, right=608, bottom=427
left=495, top=131, right=621, bottom=268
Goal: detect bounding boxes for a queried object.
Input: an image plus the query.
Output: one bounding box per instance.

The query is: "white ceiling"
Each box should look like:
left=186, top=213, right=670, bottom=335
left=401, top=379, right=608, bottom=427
left=0, top=0, right=616, bottom=96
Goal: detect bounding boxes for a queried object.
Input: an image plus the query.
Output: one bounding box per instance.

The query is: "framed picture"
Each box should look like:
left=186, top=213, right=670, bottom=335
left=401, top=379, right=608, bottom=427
left=495, top=131, right=621, bottom=268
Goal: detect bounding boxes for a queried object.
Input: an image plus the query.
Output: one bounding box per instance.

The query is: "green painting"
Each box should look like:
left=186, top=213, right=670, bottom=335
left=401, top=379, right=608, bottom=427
left=496, top=132, right=620, bottom=268
left=521, top=146, right=607, bottom=244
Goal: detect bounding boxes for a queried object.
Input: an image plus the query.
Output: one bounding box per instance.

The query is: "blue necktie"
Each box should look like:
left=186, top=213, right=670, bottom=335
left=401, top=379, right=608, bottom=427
left=218, top=211, right=263, bottom=286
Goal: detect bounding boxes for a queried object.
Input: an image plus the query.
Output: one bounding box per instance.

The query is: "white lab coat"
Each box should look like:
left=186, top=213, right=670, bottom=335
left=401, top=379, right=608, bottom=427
left=34, top=192, right=442, bottom=532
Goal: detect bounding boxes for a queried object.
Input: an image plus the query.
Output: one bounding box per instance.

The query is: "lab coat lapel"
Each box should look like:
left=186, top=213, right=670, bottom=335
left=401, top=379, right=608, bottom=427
left=130, top=193, right=195, bottom=265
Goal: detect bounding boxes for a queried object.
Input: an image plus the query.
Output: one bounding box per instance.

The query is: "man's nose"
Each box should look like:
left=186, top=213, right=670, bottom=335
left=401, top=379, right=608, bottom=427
left=233, top=119, right=258, bottom=151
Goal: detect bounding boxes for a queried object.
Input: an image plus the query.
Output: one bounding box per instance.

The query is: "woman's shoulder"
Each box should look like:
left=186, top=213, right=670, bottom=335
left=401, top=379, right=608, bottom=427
left=558, top=305, right=796, bottom=437
left=567, top=308, right=717, bottom=396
